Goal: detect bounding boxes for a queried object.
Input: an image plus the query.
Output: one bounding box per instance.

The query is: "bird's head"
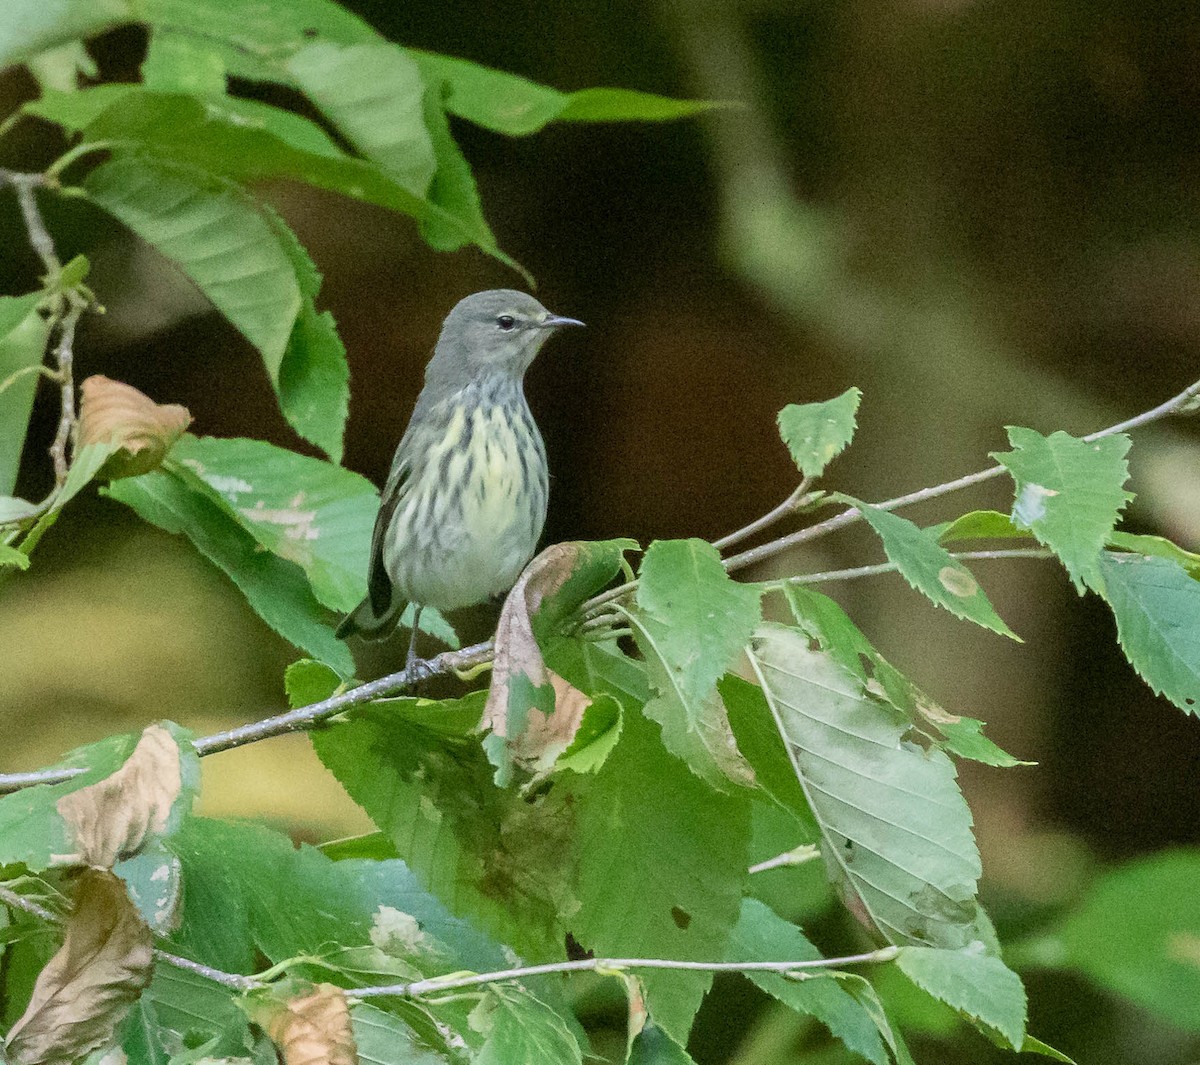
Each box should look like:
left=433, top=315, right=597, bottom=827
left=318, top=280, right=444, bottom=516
left=432, top=289, right=584, bottom=382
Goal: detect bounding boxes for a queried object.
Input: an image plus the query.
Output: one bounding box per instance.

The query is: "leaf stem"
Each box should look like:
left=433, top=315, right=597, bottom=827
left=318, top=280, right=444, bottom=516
left=713, top=477, right=812, bottom=552
left=748, top=844, right=821, bottom=874
left=350, top=947, right=900, bottom=1001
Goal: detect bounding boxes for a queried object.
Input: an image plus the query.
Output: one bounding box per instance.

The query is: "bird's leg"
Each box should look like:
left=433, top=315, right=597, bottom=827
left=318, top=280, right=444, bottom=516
left=405, top=606, right=423, bottom=678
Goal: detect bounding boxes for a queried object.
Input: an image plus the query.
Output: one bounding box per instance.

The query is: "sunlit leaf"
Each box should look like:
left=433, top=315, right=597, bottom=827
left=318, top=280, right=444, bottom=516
left=140, top=28, right=225, bottom=95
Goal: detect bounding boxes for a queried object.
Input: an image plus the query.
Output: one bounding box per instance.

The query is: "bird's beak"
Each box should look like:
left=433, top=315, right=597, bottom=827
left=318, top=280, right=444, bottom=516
left=541, top=314, right=585, bottom=329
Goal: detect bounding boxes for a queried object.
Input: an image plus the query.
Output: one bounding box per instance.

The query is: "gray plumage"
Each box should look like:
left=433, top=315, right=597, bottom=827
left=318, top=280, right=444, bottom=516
left=337, top=290, right=583, bottom=645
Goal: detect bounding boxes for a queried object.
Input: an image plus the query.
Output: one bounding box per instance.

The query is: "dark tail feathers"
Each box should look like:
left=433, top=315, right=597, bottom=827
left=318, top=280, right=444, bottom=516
left=335, top=594, right=405, bottom=641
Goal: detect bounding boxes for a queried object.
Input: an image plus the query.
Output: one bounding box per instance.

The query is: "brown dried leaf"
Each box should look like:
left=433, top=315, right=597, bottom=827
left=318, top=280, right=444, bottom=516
left=77, top=375, right=191, bottom=480
left=484, top=544, right=593, bottom=775
left=265, top=984, right=357, bottom=1065
left=57, top=725, right=183, bottom=868
left=5, top=870, right=154, bottom=1065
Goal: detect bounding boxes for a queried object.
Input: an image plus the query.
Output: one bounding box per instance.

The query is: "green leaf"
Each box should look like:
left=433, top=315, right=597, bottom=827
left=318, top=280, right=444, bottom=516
left=747, top=624, right=985, bottom=949
left=555, top=694, right=622, bottom=774
left=470, top=985, right=583, bottom=1065
left=26, top=40, right=97, bottom=93
left=0, top=542, right=31, bottom=569
left=728, top=899, right=890, bottom=1064
left=627, top=1025, right=697, bottom=1064
left=1096, top=551, right=1200, bottom=713
left=419, top=91, right=492, bottom=253
left=0, top=0, right=130, bottom=69
left=167, top=435, right=376, bottom=613
left=535, top=538, right=638, bottom=638
left=1046, top=849, right=1200, bottom=1031
left=783, top=586, right=1028, bottom=767
left=285, top=658, right=343, bottom=709
left=84, top=155, right=301, bottom=384
left=849, top=498, right=1018, bottom=639
left=992, top=427, right=1132, bottom=593
left=571, top=700, right=751, bottom=1043
left=311, top=702, right=575, bottom=960
left=412, top=51, right=723, bottom=136
left=0, top=292, right=52, bottom=497
left=141, top=29, right=225, bottom=95
left=285, top=40, right=436, bottom=195
left=263, top=207, right=350, bottom=463
left=143, top=964, right=261, bottom=1057
left=106, top=469, right=353, bottom=674
left=1108, top=530, right=1200, bottom=578
left=776, top=388, right=861, bottom=480
left=934, top=509, right=1027, bottom=543
left=1021, top=1034, right=1078, bottom=1063
left=630, top=539, right=761, bottom=788
left=352, top=1003, right=454, bottom=1065
left=894, top=946, right=1026, bottom=1049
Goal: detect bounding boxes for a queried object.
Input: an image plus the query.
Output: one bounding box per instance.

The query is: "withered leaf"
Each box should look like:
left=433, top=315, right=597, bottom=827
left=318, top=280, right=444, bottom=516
left=77, top=375, right=191, bottom=480
left=483, top=544, right=593, bottom=781
left=265, top=984, right=357, bottom=1065
left=5, top=870, right=153, bottom=1065
left=57, top=725, right=185, bottom=868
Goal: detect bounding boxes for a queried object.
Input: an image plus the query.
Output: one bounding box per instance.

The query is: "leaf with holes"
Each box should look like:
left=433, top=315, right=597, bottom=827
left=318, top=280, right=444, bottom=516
left=747, top=624, right=986, bottom=949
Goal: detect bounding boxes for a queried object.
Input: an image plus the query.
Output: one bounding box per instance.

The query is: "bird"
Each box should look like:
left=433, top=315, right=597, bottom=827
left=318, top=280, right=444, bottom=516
left=336, top=289, right=584, bottom=669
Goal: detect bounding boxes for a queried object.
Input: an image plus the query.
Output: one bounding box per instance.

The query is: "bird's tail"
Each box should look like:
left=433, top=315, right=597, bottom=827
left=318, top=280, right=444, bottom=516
left=335, top=594, right=405, bottom=641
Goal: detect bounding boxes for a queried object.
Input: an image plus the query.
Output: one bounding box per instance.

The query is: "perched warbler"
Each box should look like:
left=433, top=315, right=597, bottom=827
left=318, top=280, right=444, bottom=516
left=337, top=289, right=584, bottom=665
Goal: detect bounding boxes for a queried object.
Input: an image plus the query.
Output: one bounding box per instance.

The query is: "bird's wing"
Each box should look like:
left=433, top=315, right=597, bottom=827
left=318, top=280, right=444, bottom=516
left=365, top=430, right=415, bottom=618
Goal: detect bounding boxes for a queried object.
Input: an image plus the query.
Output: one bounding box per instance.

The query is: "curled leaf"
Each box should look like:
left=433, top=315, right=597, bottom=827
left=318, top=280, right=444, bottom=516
left=5, top=870, right=154, bottom=1065
left=57, top=725, right=185, bottom=868
left=265, top=984, right=357, bottom=1065
left=483, top=543, right=595, bottom=783
left=77, top=375, right=191, bottom=479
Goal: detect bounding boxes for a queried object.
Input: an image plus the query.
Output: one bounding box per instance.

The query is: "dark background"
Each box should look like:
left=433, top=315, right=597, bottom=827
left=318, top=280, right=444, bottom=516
left=2, top=2, right=1200, bottom=1061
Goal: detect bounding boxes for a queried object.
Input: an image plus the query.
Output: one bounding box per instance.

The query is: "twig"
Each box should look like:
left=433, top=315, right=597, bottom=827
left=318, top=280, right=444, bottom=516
left=748, top=845, right=821, bottom=874
left=1, top=170, right=61, bottom=276
left=47, top=292, right=85, bottom=485
left=774, top=548, right=1053, bottom=588
left=350, top=946, right=900, bottom=1001
left=0, top=640, right=494, bottom=792
left=0, top=883, right=262, bottom=991
left=713, top=478, right=812, bottom=552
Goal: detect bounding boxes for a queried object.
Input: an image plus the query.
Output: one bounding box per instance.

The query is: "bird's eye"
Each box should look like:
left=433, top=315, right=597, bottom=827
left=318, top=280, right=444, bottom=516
left=496, top=315, right=516, bottom=331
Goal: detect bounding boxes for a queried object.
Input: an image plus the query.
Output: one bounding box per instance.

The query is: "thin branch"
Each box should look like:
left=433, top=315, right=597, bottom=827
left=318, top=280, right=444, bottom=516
left=722, top=376, right=1200, bottom=575
left=748, top=845, right=821, bottom=874
left=1, top=170, right=61, bottom=276
left=773, top=548, right=1053, bottom=588
left=350, top=946, right=900, bottom=1001
left=713, top=477, right=812, bottom=552
left=0, top=882, right=263, bottom=991
left=0, top=640, right=494, bottom=793
left=47, top=292, right=85, bottom=485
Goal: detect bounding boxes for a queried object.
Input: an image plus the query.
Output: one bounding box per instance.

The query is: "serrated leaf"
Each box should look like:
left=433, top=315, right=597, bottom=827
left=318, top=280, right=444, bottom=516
left=849, top=498, right=1018, bottom=639
left=412, top=51, right=724, bottom=136
left=0, top=292, right=52, bottom=497
left=285, top=659, right=344, bottom=709
left=992, top=427, right=1132, bottom=593
left=783, top=586, right=1028, bottom=767
left=168, top=435, right=376, bottom=613
left=1096, top=551, right=1200, bottom=713
left=85, top=156, right=301, bottom=376
left=747, top=624, right=985, bottom=949
left=311, top=703, right=576, bottom=959
left=1108, top=530, right=1200, bottom=578
left=286, top=41, right=436, bottom=196
left=106, top=469, right=354, bottom=675
left=630, top=538, right=761, bottom=788
left=776, top=388, right=861, bottom=480
left=728, top=899, right=890, bottom=1064
left=351, top=1003, right=451, bottom=1065
left=894, top=946, right=1026, bottom=1049
left=419, top=90, right=491, bottom=253
left=57, top=722, right=198, bottom=868
left=627, top=1024, right=696, bottom=1065
left=0, top=543, right=31, bottom=570
left=5, top=870, right=153, bottom=1065
left=470, top=985, right=582, bottom=1065
left=571, top=700, right=750, bottom=1043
